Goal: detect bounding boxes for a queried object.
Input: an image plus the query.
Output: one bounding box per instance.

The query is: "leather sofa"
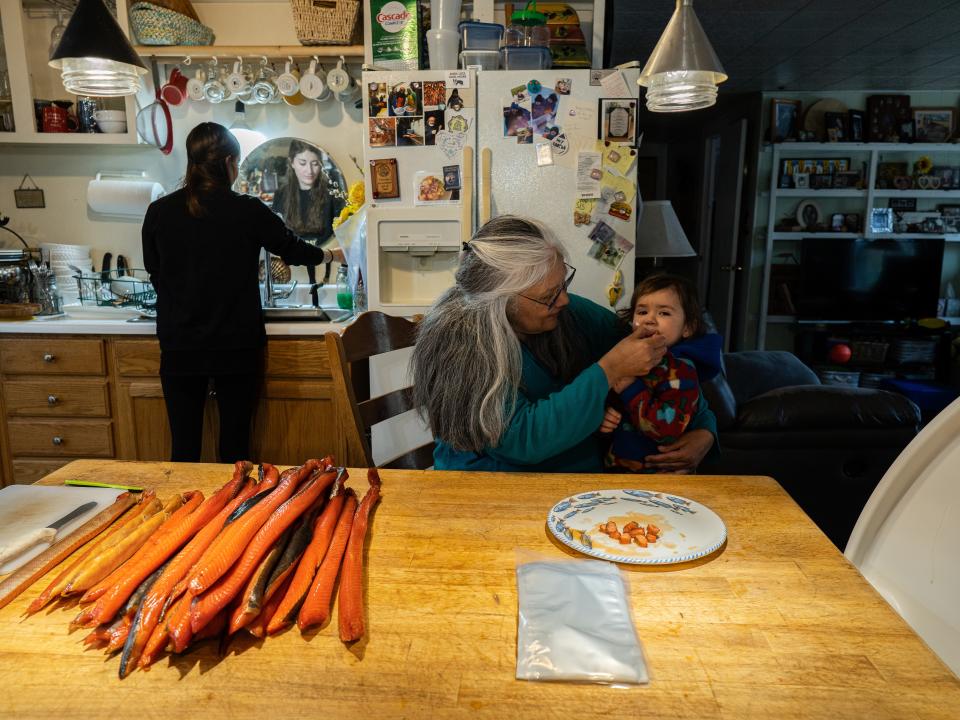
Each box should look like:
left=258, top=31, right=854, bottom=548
left=698, top=349, right=921, bottom=550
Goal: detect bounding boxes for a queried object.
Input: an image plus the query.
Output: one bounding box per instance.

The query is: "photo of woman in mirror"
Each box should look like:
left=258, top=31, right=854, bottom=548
left=271, top=139, right=345, bottom=285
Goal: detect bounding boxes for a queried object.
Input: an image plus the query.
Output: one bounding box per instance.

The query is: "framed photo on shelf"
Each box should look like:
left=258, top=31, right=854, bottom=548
left=771, top=98, right=802, bottom=142
left=914, top=107, right=955, bottom=142
left=824, top=112, right=846, bottom=142
left=899, top=119, right=916, bottom=142
left=848, top=110, right=865, bottom=142
left=876, top=161, right=908, bottom=189
left=832, top=171, right=861, bottom=189
left=933, top=166, right=959, bottom=189
left=870, top=207, right=894, bottom=233
left=844, top=213, right=861, bottom=232
left=866, top=94, right=911, bottom=142
left=779, top=157, right=850, bottom=188
left=889, top=197, right=918, bottom=212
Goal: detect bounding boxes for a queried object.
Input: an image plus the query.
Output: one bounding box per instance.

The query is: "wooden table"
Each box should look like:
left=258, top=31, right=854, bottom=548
left=1, top=460, right=958, bottom=718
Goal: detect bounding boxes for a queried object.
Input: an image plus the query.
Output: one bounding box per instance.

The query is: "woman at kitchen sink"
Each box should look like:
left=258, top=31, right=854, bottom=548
left=411, top=216, right=717, bottom=473
left=142, top=122, right=344, bottom=463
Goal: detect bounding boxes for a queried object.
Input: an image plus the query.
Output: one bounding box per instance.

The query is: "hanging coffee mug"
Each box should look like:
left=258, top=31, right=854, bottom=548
left=203, top=62, right=229, bottom=103
left=326, top=59, right=359, bottom=104
left=251, top=60, right=278, bottom=104
left=160, top=67, right=189, bottom=105
left=187, top=68, right=206, bottom=101
left=276, top=59, right=304, bottom=105
left=226, top=59, right=251, bottom=96
left=298, top=58, right=330, bottom=102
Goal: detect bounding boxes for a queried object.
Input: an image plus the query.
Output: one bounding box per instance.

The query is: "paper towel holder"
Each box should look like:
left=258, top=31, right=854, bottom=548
left=87, top=171, right=166, bottom=218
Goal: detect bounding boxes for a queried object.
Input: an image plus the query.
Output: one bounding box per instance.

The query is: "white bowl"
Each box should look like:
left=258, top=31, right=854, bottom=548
left=97, top=120, right=127, bottom=133
left=94, top=110, right=125, bottom=121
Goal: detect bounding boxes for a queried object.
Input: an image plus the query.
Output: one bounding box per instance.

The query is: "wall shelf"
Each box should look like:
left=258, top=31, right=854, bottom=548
left=759, top=141, right=960, bottom=348
left=133, top=45, right=365, bottom=60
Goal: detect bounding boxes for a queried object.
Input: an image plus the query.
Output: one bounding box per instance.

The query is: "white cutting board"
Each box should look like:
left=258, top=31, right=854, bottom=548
left=0, top=485, right=125, bottom=575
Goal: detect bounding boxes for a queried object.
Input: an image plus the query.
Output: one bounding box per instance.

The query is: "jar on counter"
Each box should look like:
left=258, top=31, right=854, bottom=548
left=504, top=1, right=549, bottom=48
left=353, top=270, right=367, bottom=313
left=336, top=264, right=353, bottom=310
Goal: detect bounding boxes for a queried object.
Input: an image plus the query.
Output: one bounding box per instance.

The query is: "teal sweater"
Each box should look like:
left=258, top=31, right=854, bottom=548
left=433, top=295, right=718, bottom=473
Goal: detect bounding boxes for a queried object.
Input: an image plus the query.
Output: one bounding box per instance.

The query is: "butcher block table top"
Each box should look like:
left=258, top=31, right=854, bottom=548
left=0, top=460, right=958, bottom=719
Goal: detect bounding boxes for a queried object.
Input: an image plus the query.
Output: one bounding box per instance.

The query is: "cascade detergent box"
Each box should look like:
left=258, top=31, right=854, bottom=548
left=370, top=0, right=422, bottom=70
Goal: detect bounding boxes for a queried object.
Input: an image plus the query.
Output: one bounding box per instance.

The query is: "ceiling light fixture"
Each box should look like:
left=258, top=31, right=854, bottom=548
left=638, top=0, right=727, bottom=113
left=48, top=0, right=147, bottom=97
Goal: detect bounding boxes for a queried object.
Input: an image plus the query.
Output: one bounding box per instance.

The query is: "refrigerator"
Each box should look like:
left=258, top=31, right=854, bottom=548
left=362, top=67, right=641, bottom=315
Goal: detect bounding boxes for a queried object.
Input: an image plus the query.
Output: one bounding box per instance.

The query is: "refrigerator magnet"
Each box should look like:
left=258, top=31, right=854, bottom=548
left=535, top=142, right=554, bottom=167
left=527, top=79, right=543, bottom=94
left=510, top=85, right=529, bottom=104
left=443, top=165, right=461, bottom=190
left=599, top=98, right=637, bottom=146
left=414, top=171, right=457, bottom=205
left=551, top=133, right=570, bottom=156
left=555, top=78, right=572, bottom=95
left=369, top=118, right=397, bottom=148
left=574, top=199, right=597, bottom=226
left=423, top=81, right=447, bottom=110
left=370, top=158, right=400, bottom=200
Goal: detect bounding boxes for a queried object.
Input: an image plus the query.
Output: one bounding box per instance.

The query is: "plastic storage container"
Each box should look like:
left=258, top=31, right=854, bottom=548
left=504, top=1, right=549, bottom=47
left=500, top=45, right=552, bottom=70
left=460, top=50, right=500, bottom=70
left=458, top=21, right=503, bottom=51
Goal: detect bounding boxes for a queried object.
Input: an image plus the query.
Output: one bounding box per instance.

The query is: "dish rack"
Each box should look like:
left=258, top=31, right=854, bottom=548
left=75, top=269, right=156, bottom=316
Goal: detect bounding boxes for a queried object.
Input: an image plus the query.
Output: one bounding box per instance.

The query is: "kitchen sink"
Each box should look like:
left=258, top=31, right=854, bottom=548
left=262, top=304, right=354, bottom=322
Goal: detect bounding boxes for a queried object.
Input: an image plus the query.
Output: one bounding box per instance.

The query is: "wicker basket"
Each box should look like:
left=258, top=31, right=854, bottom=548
left=130, top=2, right=215, bottom=46
left=289, top=0, right=361, bottom=45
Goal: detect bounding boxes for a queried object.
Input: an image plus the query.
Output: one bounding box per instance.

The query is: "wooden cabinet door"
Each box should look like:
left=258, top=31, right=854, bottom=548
left=114, top=380, right=219, bottom=462
left=250, top=379, right=338, bottom=465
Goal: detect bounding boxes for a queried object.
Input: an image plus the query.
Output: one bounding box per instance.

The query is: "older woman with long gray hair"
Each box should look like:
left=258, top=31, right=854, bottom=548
left=412, top=216, right=717, bottom=473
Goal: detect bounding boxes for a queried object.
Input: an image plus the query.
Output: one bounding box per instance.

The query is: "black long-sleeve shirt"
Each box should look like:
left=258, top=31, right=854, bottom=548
left=142, top=188, right=328, bottom=373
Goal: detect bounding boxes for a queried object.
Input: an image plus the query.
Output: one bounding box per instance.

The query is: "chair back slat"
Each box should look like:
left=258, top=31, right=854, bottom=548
left=325, top=311, right=434, bottom=470
left=357, top=387, right=416, bottom=429
left=382, top=442, right=436, bottom=470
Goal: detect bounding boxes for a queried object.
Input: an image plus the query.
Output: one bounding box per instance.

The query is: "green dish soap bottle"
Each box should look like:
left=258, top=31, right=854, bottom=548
left=336, top=264, right=353, bottom=310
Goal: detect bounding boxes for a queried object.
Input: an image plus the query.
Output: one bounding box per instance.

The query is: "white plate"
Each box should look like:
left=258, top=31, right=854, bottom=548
left=547, top=489, right=727, bottom=565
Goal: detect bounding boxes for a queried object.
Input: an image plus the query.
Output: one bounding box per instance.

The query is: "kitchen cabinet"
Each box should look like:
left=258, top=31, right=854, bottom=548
left=0, top=336, right=112, bottom=484
left=111, top=339, right=219, bottom=462
left=0, top=0, right=137, bottom=144
left=0, top=333, right=354, bottom=485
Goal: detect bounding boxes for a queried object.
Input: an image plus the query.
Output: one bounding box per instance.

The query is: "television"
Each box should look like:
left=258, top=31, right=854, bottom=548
left=797, top=237, right=944, bottom=321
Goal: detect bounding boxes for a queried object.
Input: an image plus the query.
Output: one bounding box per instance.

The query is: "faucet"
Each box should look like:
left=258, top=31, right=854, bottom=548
left=260, top=248, right=298, bottom=308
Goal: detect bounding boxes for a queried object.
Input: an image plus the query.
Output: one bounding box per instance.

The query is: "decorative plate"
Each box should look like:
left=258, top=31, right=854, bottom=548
left=547, top=489, right=727, bottom=565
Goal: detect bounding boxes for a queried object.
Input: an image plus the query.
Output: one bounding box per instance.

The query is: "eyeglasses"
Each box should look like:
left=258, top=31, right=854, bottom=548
left=520, top=264, right=576, bottom=310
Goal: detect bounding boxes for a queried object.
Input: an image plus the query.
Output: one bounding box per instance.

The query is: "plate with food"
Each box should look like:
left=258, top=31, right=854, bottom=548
left=547, top=489, right=727, bottom=565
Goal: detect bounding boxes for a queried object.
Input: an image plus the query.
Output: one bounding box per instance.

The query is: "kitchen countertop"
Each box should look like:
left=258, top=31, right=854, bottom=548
left=0, top=460, right=957, bottom=718
left=0, top=308, right=345, bottom=336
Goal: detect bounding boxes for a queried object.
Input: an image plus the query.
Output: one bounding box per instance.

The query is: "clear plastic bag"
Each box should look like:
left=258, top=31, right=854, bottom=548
left=516, top=557, right=648, bottom=685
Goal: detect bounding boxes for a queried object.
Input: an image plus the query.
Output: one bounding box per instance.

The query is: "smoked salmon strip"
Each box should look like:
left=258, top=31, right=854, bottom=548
left=297, top=490, right=358, bottom=631
left=338, top=468, right=382, bottom=642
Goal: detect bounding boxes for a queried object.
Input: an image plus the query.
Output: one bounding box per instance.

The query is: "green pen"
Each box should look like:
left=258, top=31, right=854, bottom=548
left=65, top=479, right=144, bottom=492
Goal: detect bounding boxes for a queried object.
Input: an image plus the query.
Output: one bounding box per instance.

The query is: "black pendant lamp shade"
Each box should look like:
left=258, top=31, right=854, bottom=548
left=49, top=0, right=147, bottom=96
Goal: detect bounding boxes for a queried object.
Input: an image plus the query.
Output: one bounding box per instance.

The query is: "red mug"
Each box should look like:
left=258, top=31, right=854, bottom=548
left=42, top=104, right=69, bottom=132
left=160, top=68, right=189, bottom=105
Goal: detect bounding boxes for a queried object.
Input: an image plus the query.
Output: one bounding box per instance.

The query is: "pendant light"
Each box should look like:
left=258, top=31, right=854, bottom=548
left=638, top=0, right=727, bottom=113
left=48, top=0, right=147, bottom=97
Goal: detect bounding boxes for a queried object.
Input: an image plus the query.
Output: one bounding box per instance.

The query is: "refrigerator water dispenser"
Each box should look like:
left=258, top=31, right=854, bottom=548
left=367, top=208, right=462, bottom=314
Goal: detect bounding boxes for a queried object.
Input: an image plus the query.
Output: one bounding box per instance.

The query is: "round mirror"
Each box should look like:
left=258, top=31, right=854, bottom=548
left=237, top=137, right=347, bottom=282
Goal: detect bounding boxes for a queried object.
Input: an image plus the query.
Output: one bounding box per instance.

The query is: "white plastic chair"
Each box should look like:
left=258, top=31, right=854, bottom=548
left=845, top=396, right=960, bottom=676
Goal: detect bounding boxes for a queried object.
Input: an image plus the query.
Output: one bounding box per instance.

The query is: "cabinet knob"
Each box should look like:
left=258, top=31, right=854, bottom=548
left=47, top=395, right=58, bottom=406
left=720, top=265, right=743, bottom=272
left=52, top=436, right=63, bottom=446
left=42, top=353, right=55, bottom=363
left=208, top=390, right=217, bottom=398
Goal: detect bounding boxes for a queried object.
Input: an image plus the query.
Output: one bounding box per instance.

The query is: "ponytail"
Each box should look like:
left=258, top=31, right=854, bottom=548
left=183, top=122, right=240, bottom=218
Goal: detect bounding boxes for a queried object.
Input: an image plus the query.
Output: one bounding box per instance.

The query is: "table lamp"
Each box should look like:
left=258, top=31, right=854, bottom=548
left=637, top=200, right=696, bottom=266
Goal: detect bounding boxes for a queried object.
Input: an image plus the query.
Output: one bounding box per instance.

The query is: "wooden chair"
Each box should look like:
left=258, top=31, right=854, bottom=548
left=325, top=311, right=434, bottom=469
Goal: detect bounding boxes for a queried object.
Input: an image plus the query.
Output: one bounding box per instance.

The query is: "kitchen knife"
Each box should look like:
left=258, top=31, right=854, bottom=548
left=0, top=501, right=97, bottom=566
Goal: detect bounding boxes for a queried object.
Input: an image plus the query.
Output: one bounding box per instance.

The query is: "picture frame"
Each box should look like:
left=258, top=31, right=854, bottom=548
left=889, top=197, right=918, bottom=212
left=876, top=161, right=908, bottom=189
left=843, top=213, right=861, bottom=232
left=795, top=199, right=823, bottom=230
left=870, top=207, right=894, bottom=233
left=899, top=119, right=916, bottom=143
left=933, top=166, right=957, bottom=189
left=913, top=107, right=955, bottom=142
left=824, top=112, right=846, bottom=142
left=832, top=171, right=861, bottom=189
left=847, top=110, right=865, bottom=142
left=794, top=172, right=810, bottom=189
left=809, top=173, right=834, bottom=190
left=866, top=94, right=911, bottom=142
left=598, top=98, right=637, bottom=145
left=771, top=98, right=802, bottom=142
left=831, top=213, right=845, bottom=231
left=778, top=157, right=850, bottom=187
